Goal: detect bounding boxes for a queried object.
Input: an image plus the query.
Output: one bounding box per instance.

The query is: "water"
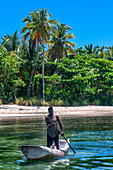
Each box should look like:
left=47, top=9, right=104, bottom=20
left=0, top=115, right=113, bottom=169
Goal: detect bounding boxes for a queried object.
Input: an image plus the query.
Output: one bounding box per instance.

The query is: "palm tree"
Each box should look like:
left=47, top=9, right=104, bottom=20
left=93, top=45, right=106, bottom=58
left=36, top=8, right=57, bottom=103
left=47, top=22, right=76, bottom=62
left=21, top=8, right=56, bottom=101
left=21, top=10, right=40, bottom=99
left=84, top=44, right=93, bottom=54
left=19, top=40, right=36, bottom=79
left=84, top=44, right=107, bottom=58
left=105, top=46, right=113, bottom=60
left=19, top=40, right=43, bottom=97
left=98, top=46, right=105, bottom=58
left=1, top=30, right=20, bottom=52
left=75, top=47, right=86, bottom=54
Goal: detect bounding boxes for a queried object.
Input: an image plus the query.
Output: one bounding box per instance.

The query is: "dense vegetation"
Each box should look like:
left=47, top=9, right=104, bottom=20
left=0, top=8, right=113, bottom=106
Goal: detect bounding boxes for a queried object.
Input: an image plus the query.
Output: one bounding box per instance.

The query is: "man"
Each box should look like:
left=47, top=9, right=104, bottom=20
left=45, top=106, right=64, bottom=149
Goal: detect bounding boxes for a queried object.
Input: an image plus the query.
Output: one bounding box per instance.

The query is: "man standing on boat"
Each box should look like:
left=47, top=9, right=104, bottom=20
left=45, top=106, right=64, bottom=149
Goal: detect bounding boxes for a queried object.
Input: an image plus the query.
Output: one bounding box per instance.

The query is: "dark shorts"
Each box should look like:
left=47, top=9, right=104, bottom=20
left=47, top=133, right=59, bottom=149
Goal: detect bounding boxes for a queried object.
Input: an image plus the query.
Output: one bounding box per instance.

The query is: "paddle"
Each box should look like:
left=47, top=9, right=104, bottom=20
left=59, top=130, right=76, bottom=154
left=52, top=118, right=76, bottom=154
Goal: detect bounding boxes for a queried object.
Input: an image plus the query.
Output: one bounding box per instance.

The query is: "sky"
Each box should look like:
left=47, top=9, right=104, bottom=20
left=1, top=0, right=113, bottom=48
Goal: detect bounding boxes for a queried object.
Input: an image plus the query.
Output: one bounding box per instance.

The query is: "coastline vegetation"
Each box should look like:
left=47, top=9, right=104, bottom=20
left=0, top=8, right=113, bottom=106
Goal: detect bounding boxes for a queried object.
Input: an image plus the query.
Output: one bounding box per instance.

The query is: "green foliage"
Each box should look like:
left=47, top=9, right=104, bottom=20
left=0, top=46, right=25, bottom=103
left=50, top=99, right=65, bottom=106
left=1, top=42, right=113, bottom=105
left=43, top=54, right=113, bottom=106
left=0, top=8, right=113, bottom=106
left=15, top=97, right=42, bottom=106
left=15, top=97, right=25, bottom=105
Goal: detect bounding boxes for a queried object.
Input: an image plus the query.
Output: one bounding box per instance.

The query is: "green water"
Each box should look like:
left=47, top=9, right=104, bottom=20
left=0, top=115, right=113, bottom=170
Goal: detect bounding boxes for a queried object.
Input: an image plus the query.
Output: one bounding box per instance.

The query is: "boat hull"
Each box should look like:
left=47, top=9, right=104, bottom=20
left=20, top=139, right=69, bottom=160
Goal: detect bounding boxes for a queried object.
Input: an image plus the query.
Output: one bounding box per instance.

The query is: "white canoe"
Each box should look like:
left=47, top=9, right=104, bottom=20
left=20, top=139, right=69, bottom=160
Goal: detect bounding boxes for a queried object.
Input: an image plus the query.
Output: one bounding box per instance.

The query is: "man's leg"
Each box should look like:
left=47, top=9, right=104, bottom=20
left=54, top=133, right=59, bottom=149
left=47, top=133, right=53, bottom=147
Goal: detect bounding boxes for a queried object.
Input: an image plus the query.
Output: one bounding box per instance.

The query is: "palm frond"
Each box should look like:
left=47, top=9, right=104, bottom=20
left=66, top=44, right=76, bottom=54
left=63, top=33, right=76, bottom=40
left=23, top=31, right=30, bottom=41
left=21, top=27, right=29, bottom=34
left=49, top=19, right=58, bottom=25
left=64, top=41, right=76, bottom=48
left=23, top=16, right=31, bottom=22
left=51, top=29, right=58, bottom=37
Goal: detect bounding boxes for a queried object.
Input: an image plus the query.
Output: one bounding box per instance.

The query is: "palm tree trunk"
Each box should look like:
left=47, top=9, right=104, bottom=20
left=27, top=42, right=39, bottom=99
left=42, top=41, right=45, bottom=103
left=56, top=48, right=60, bottom=74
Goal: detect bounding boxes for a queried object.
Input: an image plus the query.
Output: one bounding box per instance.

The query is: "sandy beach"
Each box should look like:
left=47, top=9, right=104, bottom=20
left=0, top=105, right=113, bottom=118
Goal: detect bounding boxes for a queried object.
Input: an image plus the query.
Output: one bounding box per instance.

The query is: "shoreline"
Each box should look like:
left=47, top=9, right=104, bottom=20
left=0, top=105, right=113, bottom=118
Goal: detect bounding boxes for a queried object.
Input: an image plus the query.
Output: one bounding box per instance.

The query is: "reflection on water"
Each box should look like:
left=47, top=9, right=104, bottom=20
left=0, top=115, right=113, bottom=169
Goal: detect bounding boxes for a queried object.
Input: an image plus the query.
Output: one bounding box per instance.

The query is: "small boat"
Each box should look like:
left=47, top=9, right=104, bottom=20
left=20, top=139, right=69, bottom=160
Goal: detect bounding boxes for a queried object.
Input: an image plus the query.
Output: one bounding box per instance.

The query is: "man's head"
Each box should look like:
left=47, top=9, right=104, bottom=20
left=48, top=106, right=53, bottom=115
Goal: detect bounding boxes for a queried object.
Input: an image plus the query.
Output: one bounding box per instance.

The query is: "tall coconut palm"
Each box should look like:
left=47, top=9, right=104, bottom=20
left=21, top=8, right=56, bottom=101
left=47, top=22, right=76, bottom=62
left=36, top=8, right=57, bottom=103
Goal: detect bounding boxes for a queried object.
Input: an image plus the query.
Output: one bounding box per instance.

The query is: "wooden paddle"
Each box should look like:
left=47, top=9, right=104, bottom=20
left=59, top=130, right=76, bottom=154
left=52, top=121, right=76, bottom=154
